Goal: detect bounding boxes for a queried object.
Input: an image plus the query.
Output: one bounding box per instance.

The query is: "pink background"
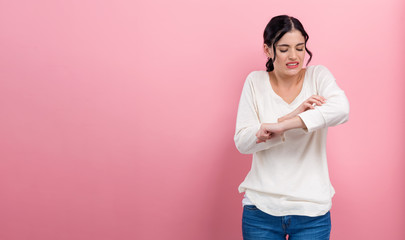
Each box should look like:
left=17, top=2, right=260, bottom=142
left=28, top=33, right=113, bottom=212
left=1, top=0, right=404, bottom=239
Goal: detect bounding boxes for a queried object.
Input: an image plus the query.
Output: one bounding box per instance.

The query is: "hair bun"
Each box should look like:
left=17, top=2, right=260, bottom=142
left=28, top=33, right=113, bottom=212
left=266, top=58, right=274, bottom=72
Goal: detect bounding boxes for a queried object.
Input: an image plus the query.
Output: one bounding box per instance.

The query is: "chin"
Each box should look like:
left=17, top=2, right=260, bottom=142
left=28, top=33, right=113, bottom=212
left=284, top=66, right=302, bottom=75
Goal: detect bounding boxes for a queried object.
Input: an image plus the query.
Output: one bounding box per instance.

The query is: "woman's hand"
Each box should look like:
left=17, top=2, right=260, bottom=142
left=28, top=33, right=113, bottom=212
left=278, top=95, right=326, bottom=122
left=256, top=123, right=284, bottom=143
left=295, top=95, right=326, bottom=113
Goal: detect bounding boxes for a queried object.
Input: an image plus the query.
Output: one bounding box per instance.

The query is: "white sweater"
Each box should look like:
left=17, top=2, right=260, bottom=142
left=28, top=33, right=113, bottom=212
left=234, top=65, right=349, bottom=217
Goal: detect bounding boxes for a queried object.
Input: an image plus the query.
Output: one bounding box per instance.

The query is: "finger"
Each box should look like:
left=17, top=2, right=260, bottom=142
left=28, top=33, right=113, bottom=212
left=260, top=135, right=269, bottom=140
left=314, top=100, right=323, bottom=106
left=306, top=99, right=319, bottom=105
left=313, top=95, right=326, bottom=103
left=307, top=99, right=322, bottom=106
left=258, top=134, right=272, bottom=142
left=311, top=95, right=325, bottom=102
left=311, top=96, right=324, bottom=103
left=312, top=96, right=325, bottom=105
left=304, top=103, right=314, bottom=109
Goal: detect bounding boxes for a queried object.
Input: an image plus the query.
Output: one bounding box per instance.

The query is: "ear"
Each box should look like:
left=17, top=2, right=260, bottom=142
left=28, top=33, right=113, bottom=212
left=263, top=44, right=273, bottom=58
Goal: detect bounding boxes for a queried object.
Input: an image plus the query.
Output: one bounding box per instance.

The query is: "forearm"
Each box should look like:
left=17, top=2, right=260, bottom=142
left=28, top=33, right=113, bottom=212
left=277, top=112, right=296, bottom=123
left=279, top=116, right=307, bottom=132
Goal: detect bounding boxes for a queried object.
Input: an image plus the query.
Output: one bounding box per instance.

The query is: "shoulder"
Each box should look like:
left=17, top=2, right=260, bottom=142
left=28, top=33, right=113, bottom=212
left=306, top=65, right=333, bottom=75
left=246, top=70, right=268, bottom=79
left=245, top=70, right=268, bottom=85
left=306, top=65, right=336, bottom=83
left=240, top=70, right=269, bottom=96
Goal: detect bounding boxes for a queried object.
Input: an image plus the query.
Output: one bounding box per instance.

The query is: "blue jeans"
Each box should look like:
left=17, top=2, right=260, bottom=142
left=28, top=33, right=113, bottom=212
left=242, top=205, right=331, bottom=240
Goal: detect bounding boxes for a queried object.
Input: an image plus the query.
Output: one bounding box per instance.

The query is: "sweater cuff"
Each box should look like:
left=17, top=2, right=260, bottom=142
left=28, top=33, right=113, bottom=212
left=298, top=108, right=326, bottom=133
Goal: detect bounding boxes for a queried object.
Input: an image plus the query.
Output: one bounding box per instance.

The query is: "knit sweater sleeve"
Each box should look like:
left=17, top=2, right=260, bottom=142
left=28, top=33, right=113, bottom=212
left=298, top=65, right=350, bottom=132
left=234, top=72, right=284, bottom=154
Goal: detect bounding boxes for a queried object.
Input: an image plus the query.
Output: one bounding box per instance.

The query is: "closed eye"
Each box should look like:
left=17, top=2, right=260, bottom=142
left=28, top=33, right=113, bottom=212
left=279, top=48, right=304, bottom=53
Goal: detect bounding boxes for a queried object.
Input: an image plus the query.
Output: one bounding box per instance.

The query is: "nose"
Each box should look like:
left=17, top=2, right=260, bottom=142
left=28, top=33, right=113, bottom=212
left=289, top=49, right=298, bottom=60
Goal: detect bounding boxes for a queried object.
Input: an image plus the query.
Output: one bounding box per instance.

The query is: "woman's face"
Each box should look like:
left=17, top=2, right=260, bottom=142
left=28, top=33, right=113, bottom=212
left=265, top=30, right=306, bottom=77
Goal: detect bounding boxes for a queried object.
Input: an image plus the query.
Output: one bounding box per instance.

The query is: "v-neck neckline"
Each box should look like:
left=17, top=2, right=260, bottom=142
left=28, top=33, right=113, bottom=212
left=266, top=68, right=308, bottom=106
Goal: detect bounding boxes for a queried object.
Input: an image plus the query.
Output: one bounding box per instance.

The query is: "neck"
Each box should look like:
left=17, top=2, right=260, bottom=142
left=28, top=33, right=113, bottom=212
left=270, top=69, right=304, bottom=88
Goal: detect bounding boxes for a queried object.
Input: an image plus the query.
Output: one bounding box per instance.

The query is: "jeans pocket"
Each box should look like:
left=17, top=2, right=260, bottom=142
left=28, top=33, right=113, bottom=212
left=244, top=205, right=259, bottom=211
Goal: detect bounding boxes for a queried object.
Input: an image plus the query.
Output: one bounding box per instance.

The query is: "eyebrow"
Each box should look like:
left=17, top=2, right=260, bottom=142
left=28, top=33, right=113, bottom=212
left=277, top=43, right=305, bottom=47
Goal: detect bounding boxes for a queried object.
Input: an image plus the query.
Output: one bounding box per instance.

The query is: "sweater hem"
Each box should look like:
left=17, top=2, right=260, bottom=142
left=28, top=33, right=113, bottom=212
left=243, top=189, right=332, bottom=217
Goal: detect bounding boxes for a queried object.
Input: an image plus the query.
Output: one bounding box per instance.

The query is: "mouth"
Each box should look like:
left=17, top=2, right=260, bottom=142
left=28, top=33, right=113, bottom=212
left=286, top=62, right=299, bottom=69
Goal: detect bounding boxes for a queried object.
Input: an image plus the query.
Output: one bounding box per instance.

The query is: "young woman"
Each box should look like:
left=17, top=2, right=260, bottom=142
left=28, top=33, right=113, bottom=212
left=234, top=15, right=349, bottom=240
